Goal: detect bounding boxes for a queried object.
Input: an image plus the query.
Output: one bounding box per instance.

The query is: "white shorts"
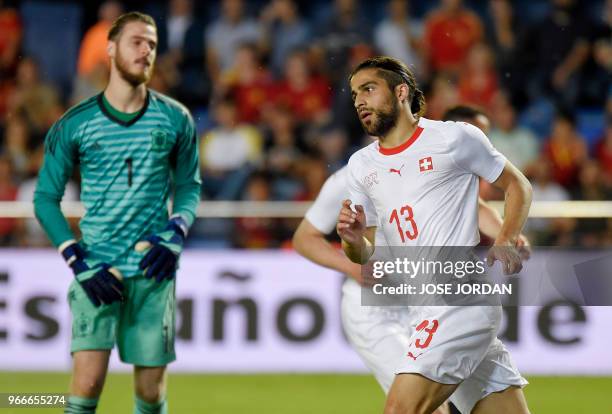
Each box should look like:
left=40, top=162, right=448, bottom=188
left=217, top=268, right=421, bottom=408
left=341, top=278, right=414, bottom=393
left=397, top=305, right=528, bottom=413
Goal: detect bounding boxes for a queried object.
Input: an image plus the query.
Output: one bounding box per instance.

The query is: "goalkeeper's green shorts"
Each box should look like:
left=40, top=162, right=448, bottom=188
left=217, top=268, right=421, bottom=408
left=67, top=275, right=176, bottom=367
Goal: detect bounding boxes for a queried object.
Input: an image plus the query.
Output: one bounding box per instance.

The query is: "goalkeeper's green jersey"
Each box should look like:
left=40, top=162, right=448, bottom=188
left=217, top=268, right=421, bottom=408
left=34, top=90, right=201, bottom=277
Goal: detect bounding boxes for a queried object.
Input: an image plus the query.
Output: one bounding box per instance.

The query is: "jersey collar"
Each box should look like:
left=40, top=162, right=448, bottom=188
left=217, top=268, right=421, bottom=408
left=97, top=90, right=150, bottom=127
left=378, top=126, right=424, bottom=156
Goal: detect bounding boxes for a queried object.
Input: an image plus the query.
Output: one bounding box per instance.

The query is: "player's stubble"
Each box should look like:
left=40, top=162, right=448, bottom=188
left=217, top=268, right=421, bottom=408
left=115, top=44, right=154, bottom=87
left=359, top=93, right=400, bottom=139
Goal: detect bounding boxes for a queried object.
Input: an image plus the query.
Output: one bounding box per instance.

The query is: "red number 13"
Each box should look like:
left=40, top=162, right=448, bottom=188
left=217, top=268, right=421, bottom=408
left=414, top=319, right=439, bottom=349
left=389, top=205, right=418, bottom=243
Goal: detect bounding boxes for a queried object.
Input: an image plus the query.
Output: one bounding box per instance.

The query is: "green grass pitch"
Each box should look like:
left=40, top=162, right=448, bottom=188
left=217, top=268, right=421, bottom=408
left=0, top=373, right=610, bottom=413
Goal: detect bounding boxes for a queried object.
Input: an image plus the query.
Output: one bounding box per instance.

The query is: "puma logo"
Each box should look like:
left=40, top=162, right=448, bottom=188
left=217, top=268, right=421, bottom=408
left=389, top=164, right=405, bottom=176
left=407, top=351, right=422, bottom=361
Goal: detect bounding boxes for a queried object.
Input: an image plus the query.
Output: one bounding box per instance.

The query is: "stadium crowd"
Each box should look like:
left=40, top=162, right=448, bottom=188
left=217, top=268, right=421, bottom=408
left=0, top=0, right=610, bottom=248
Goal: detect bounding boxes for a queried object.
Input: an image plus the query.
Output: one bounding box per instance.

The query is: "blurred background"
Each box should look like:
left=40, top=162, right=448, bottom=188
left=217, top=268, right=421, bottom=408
left=0, top=0, right=610, bottom=413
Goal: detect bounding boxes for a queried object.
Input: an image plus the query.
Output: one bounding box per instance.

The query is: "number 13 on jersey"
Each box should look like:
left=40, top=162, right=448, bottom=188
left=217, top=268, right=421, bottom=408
left=389, top=204, right=419, bottom=243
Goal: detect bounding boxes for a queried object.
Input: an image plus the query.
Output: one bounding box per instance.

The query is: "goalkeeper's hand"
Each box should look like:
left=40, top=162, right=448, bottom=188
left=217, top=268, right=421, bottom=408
left=59, top=240, right=124, bottom=307
left=135, top=216, right=187, bottom=282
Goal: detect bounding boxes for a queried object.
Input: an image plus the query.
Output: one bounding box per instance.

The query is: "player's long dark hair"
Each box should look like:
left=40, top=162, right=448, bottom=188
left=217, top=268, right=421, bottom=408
left=349, top=56, right=426, bottom=118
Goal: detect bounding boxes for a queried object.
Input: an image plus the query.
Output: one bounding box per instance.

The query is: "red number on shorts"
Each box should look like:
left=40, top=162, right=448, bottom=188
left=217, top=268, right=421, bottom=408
left=389, top=205, right=418, bottom=243
left=414, top=319, right=439, bottom=349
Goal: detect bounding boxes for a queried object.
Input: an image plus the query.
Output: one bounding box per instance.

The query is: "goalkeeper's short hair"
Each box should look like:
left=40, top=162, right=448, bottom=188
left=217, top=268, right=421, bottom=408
left=108, top=11, right=156, bottom=41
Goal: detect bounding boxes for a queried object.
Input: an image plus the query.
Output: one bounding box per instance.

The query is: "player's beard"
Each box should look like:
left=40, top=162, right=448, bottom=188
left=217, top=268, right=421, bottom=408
left=360, top=99, right=400, bottom=138
left=115, top=47, right=153, bottom=87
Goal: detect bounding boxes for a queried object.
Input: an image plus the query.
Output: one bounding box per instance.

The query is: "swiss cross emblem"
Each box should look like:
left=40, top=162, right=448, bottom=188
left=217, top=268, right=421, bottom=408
left=419, top=157, right=433, bottom=172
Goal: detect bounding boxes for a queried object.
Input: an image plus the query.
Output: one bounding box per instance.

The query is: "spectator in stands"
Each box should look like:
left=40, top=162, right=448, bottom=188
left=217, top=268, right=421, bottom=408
left=578, top=0, right=611, bottom=107
left=16, top=146, right=78, bottom=247
left=200, top=95, right=263, bottom=199
left=572, top=161, right=611, bottom=246
left=293, top=152, right=328, bottom=201
left=595, top=119, right=612, bottom=185
left=489, top=92, right=539, bottom=171
left=273, top=49, right=332, bottom=124
left=220, top=42, right=273, bottom=124
left=0, top=155, right=16, bottom=245
left=260, top=0, right=311, bottom=76
left=77, top=1, right=122, bottom=77
left=526, top=156, right=572, bottom=245
left=0, top=77, right=14, bottom=121
left=374, top=0, right=424, bottom=80
left=458, top=43, right=498, bottom=108
left=3, top=114, right=30, bottom=180
left=0, top=0, right=22, bottom=76
left=573, top=160, right=611, bottom=201
left=70, top=60, right=109, bottom=105
left=147, top=54, right=180, bottom=96
left=425, top=73, right=459, bottom=121
left=310, top=124, right=348, bottom=173
left=423, top=0, right=483, bottom=75
left=523, top=0, right=591, bottom=106
left=263, top=104, right=303, bottom=177
left=542, top=112, right=588, bottom=190
left=7, top=57, right=62, bottom=142
left=234, top=171, right=280, bottom=248
left=206, top=0, right=261, bottom=83
left=156, top=0, right=209, bottom=106
left=485, top=0, right=526, bottom=107
left=314, top=0, right=371, bottom=84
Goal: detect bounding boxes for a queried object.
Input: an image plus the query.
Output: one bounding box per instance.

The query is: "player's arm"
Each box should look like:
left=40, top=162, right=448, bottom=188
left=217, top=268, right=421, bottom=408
left=486, top=161, right=532, bottom=274
left=478, top=197, right=504, bottom=240
left=293, top=219, right=362, bottom=282
left=478, top=197, right=531, bottom=259
left=170, top=113, right=201, bottom=227
left=490, top=162, right=532, bottom=247
left=136, top=111, right=202, bottom=282
left=451, top=122, right=532, bottom=274
left=33, top=122, right=77, bottom=247
left=34, top=121, right=123, bottom=306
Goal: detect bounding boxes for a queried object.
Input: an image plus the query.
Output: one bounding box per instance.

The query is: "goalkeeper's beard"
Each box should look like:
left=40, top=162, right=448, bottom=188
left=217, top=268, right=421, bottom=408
left=114, top=48, right=153, bottom=87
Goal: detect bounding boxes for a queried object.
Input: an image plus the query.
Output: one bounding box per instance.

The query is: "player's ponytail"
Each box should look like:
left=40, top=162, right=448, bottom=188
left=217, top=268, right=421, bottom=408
left=411, top=88, right=426, bottom=119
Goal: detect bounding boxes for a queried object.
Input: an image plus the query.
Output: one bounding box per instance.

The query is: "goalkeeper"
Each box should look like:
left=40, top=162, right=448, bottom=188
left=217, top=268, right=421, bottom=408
left=33, top=12, right=200, bottom=414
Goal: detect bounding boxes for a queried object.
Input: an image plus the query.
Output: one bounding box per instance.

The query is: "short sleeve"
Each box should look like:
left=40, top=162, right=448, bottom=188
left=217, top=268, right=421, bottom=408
left=450, top=122, right=506, bottom=183
left=347, top=154, right=378, bottom=227
left=305, top=168, right=348, bottom=234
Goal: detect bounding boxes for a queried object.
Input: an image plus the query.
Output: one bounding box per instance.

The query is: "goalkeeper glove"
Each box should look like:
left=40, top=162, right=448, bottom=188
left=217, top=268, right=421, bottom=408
left=59, top=240, right=124, bottom=307
left=135, top=216, right=187, bottom=282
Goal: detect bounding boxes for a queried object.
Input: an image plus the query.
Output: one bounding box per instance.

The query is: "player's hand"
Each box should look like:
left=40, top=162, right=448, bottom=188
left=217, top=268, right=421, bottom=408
left=337, top=200, right=366, bottom=246
left=135, top=216, right=187, bottom=282
left=486, top=242, right=523, bottom=275
left=516, top=234, right=531, bottom=261
left=60, top=241, right=124, bottom=307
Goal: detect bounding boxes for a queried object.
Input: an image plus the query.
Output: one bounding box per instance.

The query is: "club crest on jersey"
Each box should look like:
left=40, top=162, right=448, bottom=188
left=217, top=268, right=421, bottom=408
left=363, top=171, right=379, bottom=189
left=419, top=157, right=433, bottom=172
left=151, top=129, right=168, bottom=150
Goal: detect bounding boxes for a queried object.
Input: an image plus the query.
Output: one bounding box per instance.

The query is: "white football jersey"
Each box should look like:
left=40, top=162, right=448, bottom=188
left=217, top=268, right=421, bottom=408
left=305, top=167, right=348, bottom=235
left=305, top=166, right=388, bottom=246
left=347, top=117, right=506, bottom=247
